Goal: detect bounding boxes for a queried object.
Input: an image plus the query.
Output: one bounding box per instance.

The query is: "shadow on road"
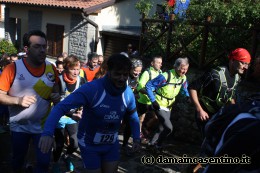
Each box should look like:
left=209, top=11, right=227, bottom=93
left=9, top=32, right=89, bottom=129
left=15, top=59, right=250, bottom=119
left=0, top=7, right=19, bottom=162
left=0, top=131, right=201, bottom=173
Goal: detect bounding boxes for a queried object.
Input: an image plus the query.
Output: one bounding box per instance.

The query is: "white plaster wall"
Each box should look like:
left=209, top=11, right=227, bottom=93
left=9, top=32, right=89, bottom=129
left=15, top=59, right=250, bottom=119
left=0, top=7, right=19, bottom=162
left=96, top=0, right=162, bottom=29
left=42, top=8, right=74, bottom=54
left=4, top=0, right=163, bottom=55
left=0, top=4, right=4, bottom=20
left=0, top=5, right=5, bottom=39
left=8, top=5, right=77, bottom=53
left=9, top=5, right=28, bottom=40
left=95, top=0, right=162, bottom=54
left=0, top=22, right=4, bottom=39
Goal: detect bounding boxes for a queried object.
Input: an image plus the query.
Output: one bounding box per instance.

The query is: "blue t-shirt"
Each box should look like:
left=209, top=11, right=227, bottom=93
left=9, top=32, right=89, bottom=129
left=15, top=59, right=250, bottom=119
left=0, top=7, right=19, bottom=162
left=42, top=75, right=140, bottom=144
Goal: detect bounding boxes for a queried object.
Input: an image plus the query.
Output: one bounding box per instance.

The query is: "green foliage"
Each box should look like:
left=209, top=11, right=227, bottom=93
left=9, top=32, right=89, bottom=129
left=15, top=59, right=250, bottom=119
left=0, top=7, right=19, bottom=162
left=187, top=0, right=260, bottom=28
left=135, top=0, right=153, bottom=17
left=137, top=0, right=259, bottom=69
left=0, top=39, right=17, bottom=56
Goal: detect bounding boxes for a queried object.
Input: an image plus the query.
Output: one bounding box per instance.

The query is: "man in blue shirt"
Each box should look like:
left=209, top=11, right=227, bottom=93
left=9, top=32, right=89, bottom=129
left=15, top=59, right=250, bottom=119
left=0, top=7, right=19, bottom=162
left=39, top=54, right=141, bottom=172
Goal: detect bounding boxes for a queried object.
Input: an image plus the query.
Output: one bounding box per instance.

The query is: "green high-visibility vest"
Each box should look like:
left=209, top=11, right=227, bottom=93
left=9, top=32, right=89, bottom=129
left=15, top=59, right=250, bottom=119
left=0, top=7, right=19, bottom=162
left=155, top=69, right=186, bottom=109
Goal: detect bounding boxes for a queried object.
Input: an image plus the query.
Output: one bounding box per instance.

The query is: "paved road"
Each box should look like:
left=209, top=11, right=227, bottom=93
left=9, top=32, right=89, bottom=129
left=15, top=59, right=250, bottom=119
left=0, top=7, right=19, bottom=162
left=0, top=129, right=201, bottom=173
left=0, top=57, right=201, bottom=172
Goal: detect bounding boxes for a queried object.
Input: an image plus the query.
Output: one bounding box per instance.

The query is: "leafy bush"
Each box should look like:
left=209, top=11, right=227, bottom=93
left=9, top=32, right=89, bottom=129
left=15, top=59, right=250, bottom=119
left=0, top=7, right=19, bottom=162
left=187, top=0, right=260, bottom=28
left=137, top=0, right=259, bottom=69
left=0, top=39, right=17, bottom=57
left=135, top=0, right=153, bottom=17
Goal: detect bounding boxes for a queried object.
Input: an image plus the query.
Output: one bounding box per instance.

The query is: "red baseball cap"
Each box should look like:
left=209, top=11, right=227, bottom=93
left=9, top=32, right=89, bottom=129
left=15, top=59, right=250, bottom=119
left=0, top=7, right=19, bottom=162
left=228, top=48, right=251, bottom=63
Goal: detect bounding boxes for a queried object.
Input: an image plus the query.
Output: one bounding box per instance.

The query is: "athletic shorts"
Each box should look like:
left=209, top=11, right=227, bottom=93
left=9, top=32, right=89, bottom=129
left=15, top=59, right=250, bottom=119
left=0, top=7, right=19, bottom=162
left=78, top=141, right=120, bottom=170
left=137, top=102, right=151, bottom=115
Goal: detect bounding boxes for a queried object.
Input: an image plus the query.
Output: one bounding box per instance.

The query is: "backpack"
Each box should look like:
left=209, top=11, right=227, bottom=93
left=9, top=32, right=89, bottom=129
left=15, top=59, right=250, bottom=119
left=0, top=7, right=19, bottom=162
left=145, top=68, right=152, bottom=81
left=200, top=94, right=260, bottom=173
left=143, top=67, right=162, bottom=81
left=202, top=95, right=260, bottom=157
left=200, top=67, right=240, bottom=113
left=155, top=70, right=184, bottom=100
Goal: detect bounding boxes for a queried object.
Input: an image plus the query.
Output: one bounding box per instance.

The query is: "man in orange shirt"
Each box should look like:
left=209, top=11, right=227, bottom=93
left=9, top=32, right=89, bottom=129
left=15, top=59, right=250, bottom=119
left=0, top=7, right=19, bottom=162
left=81, top=53, right=100, bottom=82
left=0, top=30, right=59, bottom=172
left=97, top=54, right=104, bottom=65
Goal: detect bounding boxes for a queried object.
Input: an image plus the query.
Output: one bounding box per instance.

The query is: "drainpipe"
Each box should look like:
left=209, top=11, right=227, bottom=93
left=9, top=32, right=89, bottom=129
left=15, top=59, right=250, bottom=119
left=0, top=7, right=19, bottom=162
left=81, top=12, right=99, bottom=52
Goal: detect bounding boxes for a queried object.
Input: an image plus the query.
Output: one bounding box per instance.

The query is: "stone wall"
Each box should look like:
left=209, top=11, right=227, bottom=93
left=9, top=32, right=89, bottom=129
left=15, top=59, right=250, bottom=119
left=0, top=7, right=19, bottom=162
left=69, top=14, right=96, bottom=61
left=170, top=95, right=202, bottom=145
left=169, top=67, right=204, bottom=145
left=236, top=78, right=260, bottom=104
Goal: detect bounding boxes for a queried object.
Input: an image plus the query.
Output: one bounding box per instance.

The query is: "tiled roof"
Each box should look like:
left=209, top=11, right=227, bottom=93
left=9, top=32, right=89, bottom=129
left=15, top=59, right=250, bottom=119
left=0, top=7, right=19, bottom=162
left=0, top=0, right=115, bottom=14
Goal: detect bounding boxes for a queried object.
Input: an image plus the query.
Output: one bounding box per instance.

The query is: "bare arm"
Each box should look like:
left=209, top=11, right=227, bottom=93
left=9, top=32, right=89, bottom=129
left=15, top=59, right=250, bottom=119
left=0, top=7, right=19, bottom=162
left=230, top=98, right=236, bottom=104
left=0, top=90, right=36, bottom=108
left=189, top=89, right=209, bottom=121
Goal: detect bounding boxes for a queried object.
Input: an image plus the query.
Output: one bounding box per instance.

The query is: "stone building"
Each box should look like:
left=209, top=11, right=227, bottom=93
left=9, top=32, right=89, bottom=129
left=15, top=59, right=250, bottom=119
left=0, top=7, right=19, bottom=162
left=0, top=0, right=158, bottom=60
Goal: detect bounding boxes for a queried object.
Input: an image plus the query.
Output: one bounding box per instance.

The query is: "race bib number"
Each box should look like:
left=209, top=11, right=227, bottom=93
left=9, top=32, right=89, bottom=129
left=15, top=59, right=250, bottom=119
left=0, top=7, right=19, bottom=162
left=93, top=132, right=118, bottom=144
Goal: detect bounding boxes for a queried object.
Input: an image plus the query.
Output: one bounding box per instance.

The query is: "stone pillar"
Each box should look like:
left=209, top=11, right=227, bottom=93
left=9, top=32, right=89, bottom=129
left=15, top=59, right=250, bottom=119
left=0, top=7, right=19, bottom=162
left=69, top=13, right=89, bottom=60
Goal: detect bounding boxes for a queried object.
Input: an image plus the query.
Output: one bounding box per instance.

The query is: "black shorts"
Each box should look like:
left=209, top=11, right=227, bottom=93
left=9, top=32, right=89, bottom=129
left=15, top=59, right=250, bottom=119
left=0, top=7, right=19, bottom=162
left=137, top=102, right=152, bottom=115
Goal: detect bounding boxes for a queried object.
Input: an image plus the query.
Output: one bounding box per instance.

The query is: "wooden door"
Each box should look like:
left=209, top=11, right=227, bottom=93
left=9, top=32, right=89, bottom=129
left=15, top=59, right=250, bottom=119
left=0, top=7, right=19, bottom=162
left=46, top=24, right=64, bottom=57
left=102, top=32, right=139, bottom=58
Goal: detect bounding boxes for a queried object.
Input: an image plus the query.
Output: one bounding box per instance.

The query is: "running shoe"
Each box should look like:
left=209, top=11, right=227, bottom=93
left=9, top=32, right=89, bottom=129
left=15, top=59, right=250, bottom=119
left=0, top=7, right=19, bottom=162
left=63, top=155, right=74, bottom=172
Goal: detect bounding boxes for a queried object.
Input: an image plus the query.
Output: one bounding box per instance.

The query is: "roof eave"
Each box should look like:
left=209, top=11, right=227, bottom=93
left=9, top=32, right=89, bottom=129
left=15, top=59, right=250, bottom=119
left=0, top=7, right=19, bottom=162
left=0, top=2, right=84, bottom=11
left=0, top=0, right=116, bottom=12
left=83, top=0, right=115, bottom=15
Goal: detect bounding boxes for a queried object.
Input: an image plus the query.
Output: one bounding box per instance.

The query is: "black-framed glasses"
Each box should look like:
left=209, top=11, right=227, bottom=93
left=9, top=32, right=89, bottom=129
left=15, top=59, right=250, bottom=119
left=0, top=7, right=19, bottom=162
left=239, top=61, right=250, bottom=68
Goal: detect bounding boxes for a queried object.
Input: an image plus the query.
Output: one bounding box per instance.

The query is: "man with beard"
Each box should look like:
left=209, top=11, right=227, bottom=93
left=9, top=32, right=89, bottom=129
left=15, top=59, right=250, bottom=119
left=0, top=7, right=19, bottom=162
left=81, top=53, right=100, bottom=82
left=39, top=54, right=140, bottom=173
left=189, top=48, right=251, bottom=137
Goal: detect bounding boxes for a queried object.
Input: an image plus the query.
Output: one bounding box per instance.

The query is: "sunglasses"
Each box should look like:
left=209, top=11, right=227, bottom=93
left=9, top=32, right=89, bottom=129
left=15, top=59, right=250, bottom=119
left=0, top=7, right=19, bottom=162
left=239, top=61, right=250, bottom=68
